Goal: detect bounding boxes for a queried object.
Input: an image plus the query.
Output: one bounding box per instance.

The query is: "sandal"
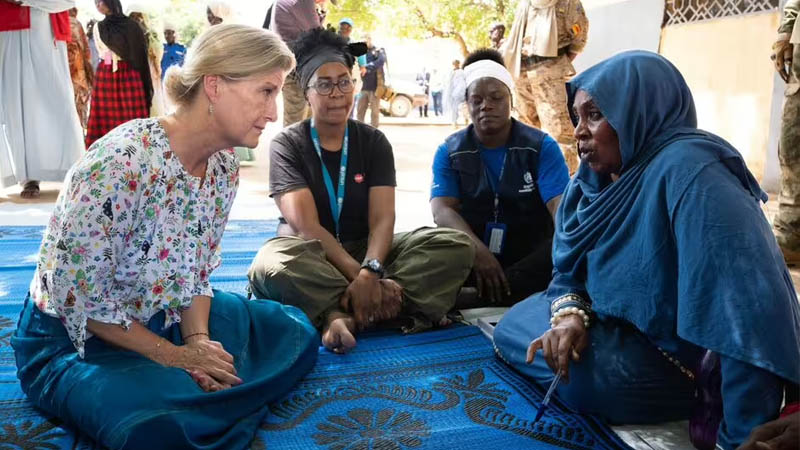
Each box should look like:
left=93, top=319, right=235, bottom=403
left=20, top=180, right=40, bottom=199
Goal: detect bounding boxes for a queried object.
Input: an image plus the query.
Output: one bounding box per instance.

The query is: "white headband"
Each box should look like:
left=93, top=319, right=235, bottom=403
left=464, top=59, right=515, bottom=93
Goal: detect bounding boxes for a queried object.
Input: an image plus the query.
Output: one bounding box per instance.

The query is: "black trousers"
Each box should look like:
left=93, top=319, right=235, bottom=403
left=464, top=237, right=553, bottom=307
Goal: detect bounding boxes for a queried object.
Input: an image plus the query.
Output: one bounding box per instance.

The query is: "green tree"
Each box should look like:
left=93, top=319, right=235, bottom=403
left=328, top=0, right=520, bottom=57
left=164, top=0, right=207, bottom=47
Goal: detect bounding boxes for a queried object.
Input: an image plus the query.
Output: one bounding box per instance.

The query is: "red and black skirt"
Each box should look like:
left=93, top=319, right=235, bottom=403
left=85, top=60, right=149, bottom=149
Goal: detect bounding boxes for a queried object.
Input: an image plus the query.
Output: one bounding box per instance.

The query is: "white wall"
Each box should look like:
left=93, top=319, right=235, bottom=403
left=660, top=12, right=780, bottom=183
left=573, top=0, right=664, bottom=74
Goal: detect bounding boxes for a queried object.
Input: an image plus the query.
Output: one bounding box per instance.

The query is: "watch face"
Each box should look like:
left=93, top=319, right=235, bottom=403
left=365, top=259, right=382, bottom=273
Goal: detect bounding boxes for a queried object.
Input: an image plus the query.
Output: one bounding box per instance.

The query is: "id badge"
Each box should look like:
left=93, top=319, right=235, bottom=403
left=483, top=222, right=507, bottom=255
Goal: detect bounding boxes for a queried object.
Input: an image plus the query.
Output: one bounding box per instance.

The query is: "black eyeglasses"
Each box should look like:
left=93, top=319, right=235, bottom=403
left=308, top=78, right=356, bottom=96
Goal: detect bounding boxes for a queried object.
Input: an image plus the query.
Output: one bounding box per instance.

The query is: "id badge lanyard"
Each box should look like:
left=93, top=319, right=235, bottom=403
left=484, top=153, right=508, bottom=255
left=487, top=154, right=507, bottom=223
left=310, top=119, right=349, bottom=241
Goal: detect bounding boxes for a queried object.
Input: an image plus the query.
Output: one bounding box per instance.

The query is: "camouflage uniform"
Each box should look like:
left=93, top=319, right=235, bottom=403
left=774, top=0, right=800, bottom=252
left=510, top=0, right=588, bottom=173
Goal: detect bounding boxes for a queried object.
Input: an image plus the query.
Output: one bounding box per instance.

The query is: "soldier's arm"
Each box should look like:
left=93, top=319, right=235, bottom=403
left=567, top=0, right=589, bottom=56
left=779, top=0, right=799, bottom=36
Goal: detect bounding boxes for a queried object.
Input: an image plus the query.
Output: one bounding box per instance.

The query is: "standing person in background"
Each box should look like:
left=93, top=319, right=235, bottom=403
left=85, top=0, right=151, bottom=148
left=206, top=0, right=232, bottom=26
left=0, top=0, right=84, bottom=199
left=489, top=22, right=505, bottom=50
left=87, top=19, right=100, bottom=70
left=430, top=68, right=444, bottom=117
left=416, top=67, right=431, bottom=118
left=445, top=59, right=467, bottom=128
left=67, top=7, right=94, bottom=132
left=337, top=18, right=367, bottom=118
left=161, top=22, right=186, bottom=80
left=503, top=0, right=588, bottom=173
left=773, top=0, right=800, bottom=266
left=270, top=0, right=335, bottom=126
left=129, top=4, right=167, bottom=117
left=337, top=18, right=367, bottom=71
left=338, top=16, right=353, bottom=39
left=357, top=34, right=386, bottom=128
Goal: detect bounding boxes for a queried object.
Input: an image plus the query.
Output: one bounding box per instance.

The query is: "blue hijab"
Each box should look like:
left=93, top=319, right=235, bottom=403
left=552, top=50, right=800, bottom=382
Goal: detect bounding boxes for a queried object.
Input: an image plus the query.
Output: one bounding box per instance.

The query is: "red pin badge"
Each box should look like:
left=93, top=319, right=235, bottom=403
left=354, top=173, right=365, bottom=184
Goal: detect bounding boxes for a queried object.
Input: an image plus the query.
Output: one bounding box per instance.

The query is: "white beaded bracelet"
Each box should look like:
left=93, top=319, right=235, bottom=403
left=550, top=306, right=590, bottom=329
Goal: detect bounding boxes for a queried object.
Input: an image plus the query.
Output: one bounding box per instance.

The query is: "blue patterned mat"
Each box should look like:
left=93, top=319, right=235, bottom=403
left=0, top=222, right=630, bottom=449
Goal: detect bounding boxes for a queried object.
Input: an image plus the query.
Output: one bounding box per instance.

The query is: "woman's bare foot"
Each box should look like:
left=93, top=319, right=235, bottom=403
left=322, top=312, right=357, bottom=354
left=20, top=180, right=40, bottom=199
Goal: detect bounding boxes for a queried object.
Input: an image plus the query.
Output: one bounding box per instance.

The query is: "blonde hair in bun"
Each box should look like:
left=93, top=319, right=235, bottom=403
left=164, top=24, right=295, bottom=106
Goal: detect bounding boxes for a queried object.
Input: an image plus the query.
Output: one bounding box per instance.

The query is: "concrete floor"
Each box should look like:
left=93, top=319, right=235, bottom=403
left=0, top=120, right=454, bottom=230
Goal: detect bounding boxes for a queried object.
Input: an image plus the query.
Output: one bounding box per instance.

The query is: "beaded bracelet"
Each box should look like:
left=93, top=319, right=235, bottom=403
left=550, top=306, right=590, bottom=329
left=550, top=294, right=590, bottom=316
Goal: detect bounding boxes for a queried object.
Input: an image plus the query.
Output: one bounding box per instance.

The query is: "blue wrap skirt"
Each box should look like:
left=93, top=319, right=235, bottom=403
left=11, top=290, right=318, bottom=449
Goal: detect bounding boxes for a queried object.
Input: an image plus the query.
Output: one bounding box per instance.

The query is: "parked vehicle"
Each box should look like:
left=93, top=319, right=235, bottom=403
left=379, top=79, right=428, bottom=117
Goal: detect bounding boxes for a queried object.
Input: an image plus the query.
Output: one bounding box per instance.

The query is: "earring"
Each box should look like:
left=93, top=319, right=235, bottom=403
left=208, top=104, right=214, bottom=114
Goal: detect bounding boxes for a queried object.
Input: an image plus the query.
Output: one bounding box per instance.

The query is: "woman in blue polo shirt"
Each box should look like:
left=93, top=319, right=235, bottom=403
left=431, top=49, right=569, bottom=306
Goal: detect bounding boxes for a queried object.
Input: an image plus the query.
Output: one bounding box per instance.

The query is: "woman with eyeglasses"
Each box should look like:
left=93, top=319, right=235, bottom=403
left=248, top=29, right=475, bottom=354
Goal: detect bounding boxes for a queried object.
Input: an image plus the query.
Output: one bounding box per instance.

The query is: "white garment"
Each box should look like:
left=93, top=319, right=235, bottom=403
left=207, top=0, right=235, bottom=22
left=527, top=0, right=559, bottom=58
left=446, top=69, right=466, bottom=104
left=445, top=69, right=467, bottom=124
left=0, top=1, right=84, bottom=188
left=503, top=0, right=559, bottom=79
left=430, top=71, right=445, bottom=92
left=464, top=60, right=515, bottom=93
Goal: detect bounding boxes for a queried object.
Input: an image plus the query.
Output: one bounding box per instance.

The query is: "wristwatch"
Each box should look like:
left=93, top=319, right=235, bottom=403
left=361, top=259, right=384, bottom=278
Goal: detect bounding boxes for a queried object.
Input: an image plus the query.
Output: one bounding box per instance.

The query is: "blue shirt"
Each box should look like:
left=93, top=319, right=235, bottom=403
left=431, top=134, right=569, bottom=205
left=161, top=43, right=186, bottom=80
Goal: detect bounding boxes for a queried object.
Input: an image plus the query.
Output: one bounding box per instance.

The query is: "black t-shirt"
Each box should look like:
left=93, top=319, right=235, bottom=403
left=270, top=119, right=396, bottom=243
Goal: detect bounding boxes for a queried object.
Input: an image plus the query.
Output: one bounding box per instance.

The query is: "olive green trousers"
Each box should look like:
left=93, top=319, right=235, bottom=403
left=247, top=227, right=475, bottom=332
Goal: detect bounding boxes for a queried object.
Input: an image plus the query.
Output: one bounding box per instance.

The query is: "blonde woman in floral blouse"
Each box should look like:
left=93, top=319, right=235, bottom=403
left=11, top=24, right=318, bottom=450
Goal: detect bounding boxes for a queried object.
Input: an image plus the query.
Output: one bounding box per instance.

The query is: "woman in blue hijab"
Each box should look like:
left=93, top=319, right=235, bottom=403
left=493, top=50, right=800, bottom=450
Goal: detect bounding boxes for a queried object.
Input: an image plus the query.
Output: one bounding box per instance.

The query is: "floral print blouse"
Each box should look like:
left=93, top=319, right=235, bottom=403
left=30, top=118, right=239, bottom=357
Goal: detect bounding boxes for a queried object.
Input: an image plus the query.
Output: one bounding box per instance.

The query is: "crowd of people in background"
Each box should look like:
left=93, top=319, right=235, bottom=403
left=0, top=0, right=519, bottom=186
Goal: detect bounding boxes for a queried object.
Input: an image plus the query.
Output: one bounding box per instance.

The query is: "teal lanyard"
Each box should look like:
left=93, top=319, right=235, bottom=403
left=310, top=119, right=349, bottom=240
left=484, top=152, right=507, bottom=223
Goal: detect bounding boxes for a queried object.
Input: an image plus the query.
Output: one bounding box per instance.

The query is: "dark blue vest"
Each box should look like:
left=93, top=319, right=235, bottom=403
left=445, top=119, right=554, bottom=266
